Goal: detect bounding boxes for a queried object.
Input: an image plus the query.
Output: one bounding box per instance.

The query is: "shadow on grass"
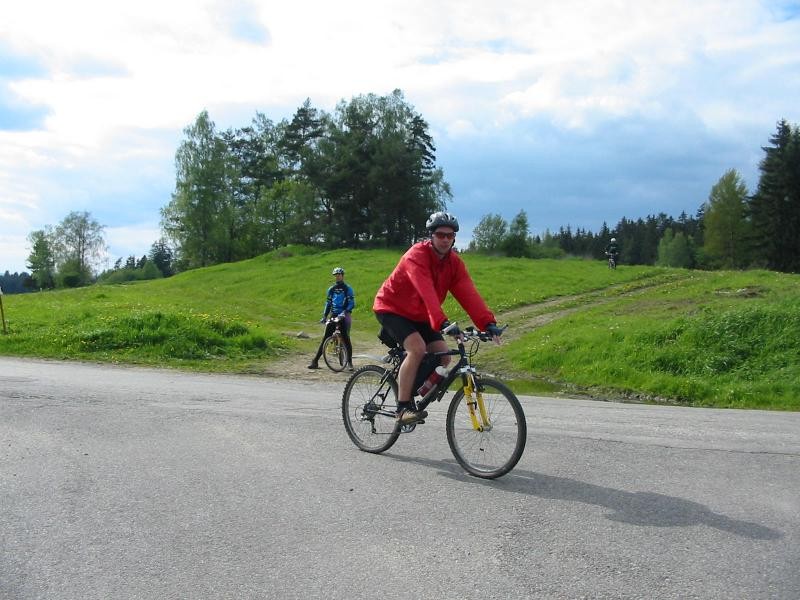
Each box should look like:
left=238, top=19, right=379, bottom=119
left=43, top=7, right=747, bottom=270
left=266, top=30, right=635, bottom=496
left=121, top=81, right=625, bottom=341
left=383, top=453, right=782, bottom=541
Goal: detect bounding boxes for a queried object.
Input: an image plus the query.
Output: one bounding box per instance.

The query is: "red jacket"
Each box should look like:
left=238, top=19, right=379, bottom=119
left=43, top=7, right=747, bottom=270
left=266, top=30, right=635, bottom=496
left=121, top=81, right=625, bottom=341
left=373, top=240, right=496, bottom=331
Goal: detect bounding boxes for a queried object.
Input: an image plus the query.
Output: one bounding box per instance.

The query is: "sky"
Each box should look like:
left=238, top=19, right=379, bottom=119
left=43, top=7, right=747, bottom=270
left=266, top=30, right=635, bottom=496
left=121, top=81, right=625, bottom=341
left=1, top=0, right=799, bottom=274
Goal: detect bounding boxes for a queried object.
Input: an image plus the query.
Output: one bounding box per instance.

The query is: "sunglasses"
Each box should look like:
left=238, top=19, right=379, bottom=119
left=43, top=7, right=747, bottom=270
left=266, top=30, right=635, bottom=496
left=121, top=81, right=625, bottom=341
left=433, top=231, right=456, bottom=240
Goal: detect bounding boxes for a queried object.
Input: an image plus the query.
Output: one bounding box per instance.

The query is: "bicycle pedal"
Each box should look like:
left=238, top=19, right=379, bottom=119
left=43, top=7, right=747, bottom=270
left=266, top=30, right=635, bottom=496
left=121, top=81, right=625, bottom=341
left=400, top=422, right=423, bottom=433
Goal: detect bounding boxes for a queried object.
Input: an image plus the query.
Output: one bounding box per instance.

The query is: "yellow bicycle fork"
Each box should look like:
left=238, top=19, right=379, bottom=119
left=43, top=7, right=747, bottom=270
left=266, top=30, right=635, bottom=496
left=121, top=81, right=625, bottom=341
left=463, top=373, right=492, bottom=432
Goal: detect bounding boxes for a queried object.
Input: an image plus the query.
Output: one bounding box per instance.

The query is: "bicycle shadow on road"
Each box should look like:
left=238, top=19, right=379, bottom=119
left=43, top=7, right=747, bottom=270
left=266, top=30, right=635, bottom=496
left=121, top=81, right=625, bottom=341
left=385, top=453, right=782, bottom=541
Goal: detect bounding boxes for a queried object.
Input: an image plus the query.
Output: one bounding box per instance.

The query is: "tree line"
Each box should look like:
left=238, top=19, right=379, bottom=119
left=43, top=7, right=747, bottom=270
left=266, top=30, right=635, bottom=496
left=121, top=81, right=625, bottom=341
left=0, top=271, right=30, bottom=294
left=18, top=210, right=175, bottom=291
left=468, top=119, right=800, bottom=273
left=14, top=106, right=799, bottom=293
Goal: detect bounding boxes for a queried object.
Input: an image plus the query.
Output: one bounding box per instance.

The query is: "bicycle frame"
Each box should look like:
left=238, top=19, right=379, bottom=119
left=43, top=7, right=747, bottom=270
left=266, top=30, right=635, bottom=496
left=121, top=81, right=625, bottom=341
left=372, top=329, right=493, bottom=432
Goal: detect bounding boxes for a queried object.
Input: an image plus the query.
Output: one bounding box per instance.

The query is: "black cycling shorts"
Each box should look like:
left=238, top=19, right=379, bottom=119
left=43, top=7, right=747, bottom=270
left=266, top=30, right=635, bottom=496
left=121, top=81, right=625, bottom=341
left=375, top=312, right=444, bottom=347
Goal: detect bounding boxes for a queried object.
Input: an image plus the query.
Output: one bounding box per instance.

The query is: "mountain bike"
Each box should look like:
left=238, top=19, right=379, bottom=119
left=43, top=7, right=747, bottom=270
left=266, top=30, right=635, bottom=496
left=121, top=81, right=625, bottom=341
left=606, top=252, right=617, bottom=270
left=341, top=324, right=527, bottom=479
left=322, top=315, right=350, bottom=372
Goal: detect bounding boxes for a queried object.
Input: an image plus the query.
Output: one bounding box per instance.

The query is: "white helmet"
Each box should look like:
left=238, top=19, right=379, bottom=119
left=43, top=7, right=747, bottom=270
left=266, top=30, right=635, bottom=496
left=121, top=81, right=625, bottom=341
left=610, top=238, right=617, bottom=243
left=332, top=267, right=344, bottom=275
left=426, top=211, right=459, bottom=232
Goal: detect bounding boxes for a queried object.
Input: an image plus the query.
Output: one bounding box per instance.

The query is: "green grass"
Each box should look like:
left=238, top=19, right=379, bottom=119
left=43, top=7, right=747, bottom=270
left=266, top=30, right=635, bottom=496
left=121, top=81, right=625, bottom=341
left=2, top=246, right=798, bottom=410
left=494, top=269, right=800, bottom=409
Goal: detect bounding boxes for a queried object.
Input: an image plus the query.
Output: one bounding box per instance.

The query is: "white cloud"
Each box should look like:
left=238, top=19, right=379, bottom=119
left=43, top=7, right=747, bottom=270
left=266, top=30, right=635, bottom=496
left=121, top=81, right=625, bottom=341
left=102, top=222, right=163, bottom=267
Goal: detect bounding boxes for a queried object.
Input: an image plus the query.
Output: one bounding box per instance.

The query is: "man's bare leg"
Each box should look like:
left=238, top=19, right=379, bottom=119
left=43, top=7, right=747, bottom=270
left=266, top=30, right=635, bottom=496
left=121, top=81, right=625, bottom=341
left=397, top=332, right=425, bottom=404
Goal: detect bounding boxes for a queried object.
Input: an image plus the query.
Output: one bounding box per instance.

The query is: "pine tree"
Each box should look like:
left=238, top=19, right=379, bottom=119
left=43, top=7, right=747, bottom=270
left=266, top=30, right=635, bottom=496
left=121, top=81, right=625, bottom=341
left=148, top=238, right=174, bottom=277
left=25, top=229, right=55, bottom=289
left=502, top=211, right=531, bottom=257
left=749, top=120, right=800, bottom=272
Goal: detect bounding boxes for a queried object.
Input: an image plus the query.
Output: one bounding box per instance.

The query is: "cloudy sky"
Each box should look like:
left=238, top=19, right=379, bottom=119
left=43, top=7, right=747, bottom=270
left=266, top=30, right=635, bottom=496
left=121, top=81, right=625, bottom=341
left=1, top=0, right=799, bottom=274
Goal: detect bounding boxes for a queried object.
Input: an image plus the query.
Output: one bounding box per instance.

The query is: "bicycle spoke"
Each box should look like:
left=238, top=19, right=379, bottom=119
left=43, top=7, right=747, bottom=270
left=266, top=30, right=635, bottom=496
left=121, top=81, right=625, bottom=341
left=323, top=335, right=347, bottom=372
left=447, top=378, right=526, bottom=478
left=341, top=365, right=400, bottom=453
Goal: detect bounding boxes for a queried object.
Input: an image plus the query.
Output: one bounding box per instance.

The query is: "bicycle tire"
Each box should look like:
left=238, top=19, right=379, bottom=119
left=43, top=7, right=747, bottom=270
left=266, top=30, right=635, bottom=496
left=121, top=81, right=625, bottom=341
left=446, top=377, right=527, bottom=479
left=323, top=334, right=348, bottom=372
left=341, top=365, right=400, bottom=453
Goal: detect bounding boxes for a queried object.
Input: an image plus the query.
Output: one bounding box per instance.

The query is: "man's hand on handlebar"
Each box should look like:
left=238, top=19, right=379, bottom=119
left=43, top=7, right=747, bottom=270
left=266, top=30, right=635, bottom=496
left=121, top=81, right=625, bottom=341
left=441, top=320, right=505, bottom=345
left=485, top=322, right=505, bottom=345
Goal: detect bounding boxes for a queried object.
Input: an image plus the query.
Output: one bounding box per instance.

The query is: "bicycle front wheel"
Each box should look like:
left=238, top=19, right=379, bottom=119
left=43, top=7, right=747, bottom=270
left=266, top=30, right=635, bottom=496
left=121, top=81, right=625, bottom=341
left=323, top=334, right=348, bottom=372
left=446, top=377, right=527, bottom=479
left=341, top=365, right=400, bottom=453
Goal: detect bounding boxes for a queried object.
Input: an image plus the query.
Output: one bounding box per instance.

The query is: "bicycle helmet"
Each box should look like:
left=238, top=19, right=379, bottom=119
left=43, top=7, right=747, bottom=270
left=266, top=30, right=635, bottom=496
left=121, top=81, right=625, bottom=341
left=426, top=211, right=459, bottom=233
left=610, top=238, right=617, bottom=243
left=332, top=267, right=345, bottom=275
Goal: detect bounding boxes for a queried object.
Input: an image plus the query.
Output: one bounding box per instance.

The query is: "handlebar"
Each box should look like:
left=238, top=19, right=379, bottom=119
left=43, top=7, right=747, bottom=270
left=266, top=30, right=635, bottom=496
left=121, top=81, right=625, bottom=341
left=442, top=322, right=507, bottom=342
left=381, top=322, right=505, bottom=364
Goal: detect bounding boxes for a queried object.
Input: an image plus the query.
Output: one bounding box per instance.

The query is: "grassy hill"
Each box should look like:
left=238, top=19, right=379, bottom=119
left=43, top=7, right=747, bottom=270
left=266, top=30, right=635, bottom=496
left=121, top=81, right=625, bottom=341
left=2, top=245, right=798, bottom=410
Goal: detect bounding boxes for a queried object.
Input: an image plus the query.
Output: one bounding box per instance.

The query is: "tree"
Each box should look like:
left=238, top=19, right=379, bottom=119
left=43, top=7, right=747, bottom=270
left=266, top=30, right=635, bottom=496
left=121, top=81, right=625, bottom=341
left=502, top=210, right=531, bottom=257
left=280, top=98, right=325, bottom=175
left=161, top=110, right=237, bottom=268
left=26, top=229, right=56, bottom=289
left=703, top=169, right=750, bottom=269
left=53, top=211, right=106, bottom=284
left=222, top=114, right=284, bottom=258
left=469, top=214, right=507, bottom=253
left=748, top=119, right=800, bottom=272
left=0, top=271, right=33, bottom=294
left=322, top=90, right=447, bottom=248
left=149, top=238, right=174, bottom=277
left=593, top=222, right=612, bottom=259
left=255, top=179, right=319, bottom=249
left=556, top=225, right=573, bottom=254
left=656, top=228, right=695, bottom=268
left=57, top=258, right=86, bottom=288
left=161, top=94, right=451, bottom=267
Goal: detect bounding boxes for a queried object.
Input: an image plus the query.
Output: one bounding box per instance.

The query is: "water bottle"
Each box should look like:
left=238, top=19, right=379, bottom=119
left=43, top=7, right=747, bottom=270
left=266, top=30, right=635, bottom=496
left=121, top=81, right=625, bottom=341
left=417, top=366, right=447, bottom=398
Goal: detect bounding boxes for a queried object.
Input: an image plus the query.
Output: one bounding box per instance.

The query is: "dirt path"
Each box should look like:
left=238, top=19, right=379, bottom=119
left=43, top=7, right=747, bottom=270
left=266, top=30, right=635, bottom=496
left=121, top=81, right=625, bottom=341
left=262, top=274, right=688, bottom=382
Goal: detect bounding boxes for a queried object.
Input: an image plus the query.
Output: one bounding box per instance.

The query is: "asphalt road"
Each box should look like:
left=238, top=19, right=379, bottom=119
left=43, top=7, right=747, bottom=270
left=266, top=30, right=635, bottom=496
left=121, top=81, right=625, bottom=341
left=1, top=357, right=799, bottom=600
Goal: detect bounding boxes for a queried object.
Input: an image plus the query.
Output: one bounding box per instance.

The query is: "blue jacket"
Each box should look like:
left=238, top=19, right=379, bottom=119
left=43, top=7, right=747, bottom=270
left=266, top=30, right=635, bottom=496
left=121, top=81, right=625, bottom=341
left=323, top=281, right=355, bottom=319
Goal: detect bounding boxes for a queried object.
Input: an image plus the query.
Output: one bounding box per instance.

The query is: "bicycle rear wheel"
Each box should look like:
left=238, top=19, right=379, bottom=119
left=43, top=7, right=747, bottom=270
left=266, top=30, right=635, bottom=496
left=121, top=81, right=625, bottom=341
left=323, top=334, right=348, bottom=372
left=341, top=365, right=400, bottom=453
left=446, top=377, right=527, bottom=479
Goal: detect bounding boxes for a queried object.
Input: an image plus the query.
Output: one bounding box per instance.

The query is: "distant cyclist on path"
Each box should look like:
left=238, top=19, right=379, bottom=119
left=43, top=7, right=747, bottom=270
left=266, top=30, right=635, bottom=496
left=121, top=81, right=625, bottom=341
left=373, top=211, right=503, bottom=425
left=308, top=267, right=355, bottom=370
left=606, top=237, right=619, bottom=267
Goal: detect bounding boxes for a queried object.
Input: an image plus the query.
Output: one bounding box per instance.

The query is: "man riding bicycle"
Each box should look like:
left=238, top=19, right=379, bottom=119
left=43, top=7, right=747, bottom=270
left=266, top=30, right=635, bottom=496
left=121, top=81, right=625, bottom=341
left=373, top=211, right=503, bottom=425
left=606, top=237, right=619, bottom=265
left=308, top=267, right=355, bottom=370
